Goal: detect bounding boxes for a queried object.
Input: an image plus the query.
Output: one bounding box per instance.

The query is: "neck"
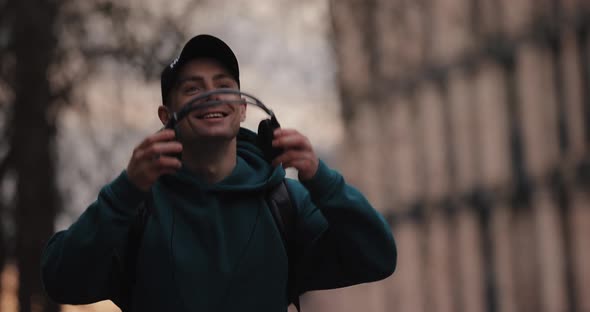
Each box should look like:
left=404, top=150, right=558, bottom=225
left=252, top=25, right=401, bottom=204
left=180, top=138, right=237, bottom=184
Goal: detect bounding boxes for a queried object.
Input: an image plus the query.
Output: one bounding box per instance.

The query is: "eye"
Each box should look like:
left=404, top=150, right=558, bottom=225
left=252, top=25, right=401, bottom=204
left=216, top=80, right=235, bottom=89
left=182, top=84, right=201, bottom=94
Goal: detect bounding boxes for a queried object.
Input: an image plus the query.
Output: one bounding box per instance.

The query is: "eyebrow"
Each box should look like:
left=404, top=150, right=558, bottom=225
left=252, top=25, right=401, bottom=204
left=177, top=74, right=234, bottom=85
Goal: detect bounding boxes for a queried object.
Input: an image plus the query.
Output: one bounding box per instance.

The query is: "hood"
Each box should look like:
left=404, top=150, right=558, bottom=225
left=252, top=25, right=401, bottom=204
left=164, top=127, right=285, bottom=192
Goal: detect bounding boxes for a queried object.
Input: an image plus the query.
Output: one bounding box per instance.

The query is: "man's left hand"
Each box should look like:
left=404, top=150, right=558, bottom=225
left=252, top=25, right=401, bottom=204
left=271, top=128, right=319, bottom=181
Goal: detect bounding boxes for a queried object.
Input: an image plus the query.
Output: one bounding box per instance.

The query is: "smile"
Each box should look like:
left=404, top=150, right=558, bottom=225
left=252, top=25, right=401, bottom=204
left=196, top=112, right=228, bottom=119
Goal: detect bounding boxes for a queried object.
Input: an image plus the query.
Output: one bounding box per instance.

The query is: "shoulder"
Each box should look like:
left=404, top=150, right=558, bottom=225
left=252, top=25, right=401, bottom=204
left=281, top=178, right=317, bottom=220
left=282, top=178, right=309, bottom=201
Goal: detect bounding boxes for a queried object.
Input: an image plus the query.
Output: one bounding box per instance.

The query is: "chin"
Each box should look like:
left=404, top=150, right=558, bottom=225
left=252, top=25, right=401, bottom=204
left=182, top=128, right=240, bottom=143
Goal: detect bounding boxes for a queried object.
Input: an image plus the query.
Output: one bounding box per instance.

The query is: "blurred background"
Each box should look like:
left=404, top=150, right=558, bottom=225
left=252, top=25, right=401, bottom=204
left=1, top=0, right=589, bottom=312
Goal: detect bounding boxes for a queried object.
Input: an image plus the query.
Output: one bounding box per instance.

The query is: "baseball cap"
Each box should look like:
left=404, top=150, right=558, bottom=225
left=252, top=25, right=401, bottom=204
left=160, top=34, right=240, bottom=105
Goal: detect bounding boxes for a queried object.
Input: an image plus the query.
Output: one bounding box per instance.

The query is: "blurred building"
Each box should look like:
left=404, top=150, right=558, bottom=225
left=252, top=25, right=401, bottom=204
left=304, top=0, right=590, bottom=312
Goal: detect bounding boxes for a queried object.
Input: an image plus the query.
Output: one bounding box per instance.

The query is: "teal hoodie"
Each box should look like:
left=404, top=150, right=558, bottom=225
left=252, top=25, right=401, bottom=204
left=41, top=128, right=396, bottom=312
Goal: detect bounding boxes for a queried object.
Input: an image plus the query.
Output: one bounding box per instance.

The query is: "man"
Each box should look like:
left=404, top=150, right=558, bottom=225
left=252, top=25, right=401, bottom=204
left=41, top=34, right=396, bottom=311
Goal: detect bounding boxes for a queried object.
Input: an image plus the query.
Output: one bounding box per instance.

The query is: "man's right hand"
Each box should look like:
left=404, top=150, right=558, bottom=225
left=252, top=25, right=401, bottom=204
left=126, top=129, right=183, bottom=191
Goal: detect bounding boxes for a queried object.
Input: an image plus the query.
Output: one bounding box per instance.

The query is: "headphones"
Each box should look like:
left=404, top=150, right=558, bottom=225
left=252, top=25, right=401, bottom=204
left=164, top=89, right=282, bottom=162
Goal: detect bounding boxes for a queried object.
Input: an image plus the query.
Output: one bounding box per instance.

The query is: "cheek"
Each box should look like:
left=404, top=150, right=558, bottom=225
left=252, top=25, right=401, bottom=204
left=174, top=99, right=189, bottom=111
left=171, top=93, right=191, bottom=111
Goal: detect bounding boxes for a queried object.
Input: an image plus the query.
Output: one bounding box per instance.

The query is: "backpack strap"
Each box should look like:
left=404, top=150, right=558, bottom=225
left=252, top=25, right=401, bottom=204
left=113, top=197, right=152, bottom=312
left=266, top=180, right=300, bottom=311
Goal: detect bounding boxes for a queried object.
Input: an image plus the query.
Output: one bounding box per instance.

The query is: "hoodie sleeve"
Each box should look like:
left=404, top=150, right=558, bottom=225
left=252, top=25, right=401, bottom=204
left=41, top=171, right=148, bottom=304
left=289, top=160, right=397, bottom=292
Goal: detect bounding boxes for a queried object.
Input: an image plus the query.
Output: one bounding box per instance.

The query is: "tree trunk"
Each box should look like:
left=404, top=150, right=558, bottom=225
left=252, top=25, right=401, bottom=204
left=11, top=1, right=60, bottom=311
left=0, top=225, right=5, bottom=312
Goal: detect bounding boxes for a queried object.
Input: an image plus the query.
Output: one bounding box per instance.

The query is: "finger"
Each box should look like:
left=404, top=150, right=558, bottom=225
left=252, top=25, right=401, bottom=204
left=137, top=141, right=182, bottom=161
left=153, top=155, right=182, bottom=170
left=143, top=160, right=180, bottom=178
left=273, top=128, right=300, bottom=138
left=137, top=129, right=177, bottom=149
left=272, top=134, right=311, bottom=150
left=151, top=141, right=183, bottom=156
left=271, top=150, right=311, bottom=167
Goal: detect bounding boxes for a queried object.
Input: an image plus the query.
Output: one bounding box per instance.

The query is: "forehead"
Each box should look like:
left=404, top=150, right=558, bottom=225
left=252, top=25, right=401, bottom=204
left=177, top=58, right=233, bottom=79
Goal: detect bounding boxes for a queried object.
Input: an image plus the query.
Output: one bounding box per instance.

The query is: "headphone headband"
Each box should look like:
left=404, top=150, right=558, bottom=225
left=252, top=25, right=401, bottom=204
left=172, top=89, right=274, bottom=125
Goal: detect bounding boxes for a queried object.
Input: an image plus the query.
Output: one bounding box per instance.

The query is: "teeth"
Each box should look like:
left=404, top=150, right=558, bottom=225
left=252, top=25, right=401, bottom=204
left=200, top=113, right=224, bottom=119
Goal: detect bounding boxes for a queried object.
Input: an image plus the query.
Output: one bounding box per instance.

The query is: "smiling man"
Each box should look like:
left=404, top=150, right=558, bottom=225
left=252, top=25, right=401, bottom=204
left=41, top=34, right=397, bottom=312
left=155, top=56, right=247, bottom=185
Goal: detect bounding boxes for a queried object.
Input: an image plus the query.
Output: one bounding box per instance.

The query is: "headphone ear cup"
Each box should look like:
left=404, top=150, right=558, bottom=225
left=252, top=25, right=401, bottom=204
left=257, top=117, right=282, bottom=162
left=164, top=120, right=182, bottom=160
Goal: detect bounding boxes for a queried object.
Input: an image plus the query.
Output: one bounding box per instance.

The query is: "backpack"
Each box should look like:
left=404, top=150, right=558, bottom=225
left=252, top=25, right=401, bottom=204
left=113, top=180, right=301, bottom=311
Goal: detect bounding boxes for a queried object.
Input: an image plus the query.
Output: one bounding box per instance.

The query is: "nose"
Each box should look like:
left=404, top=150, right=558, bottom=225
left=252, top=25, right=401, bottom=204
left=209, top=87, right=240, bottom=103
left=208, top=89, right=223, bottom=101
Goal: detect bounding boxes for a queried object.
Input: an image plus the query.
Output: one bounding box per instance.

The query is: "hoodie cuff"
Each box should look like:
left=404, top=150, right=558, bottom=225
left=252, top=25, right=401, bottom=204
left=301, top=160, right=340, bottom=196
left=107, top=171, right=150, bottom=211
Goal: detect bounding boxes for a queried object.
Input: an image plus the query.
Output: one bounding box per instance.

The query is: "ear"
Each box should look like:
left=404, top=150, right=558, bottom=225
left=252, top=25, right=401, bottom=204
left=239, top=102, right=247, bottom=122
left=158, top=105, right=171, bottom=126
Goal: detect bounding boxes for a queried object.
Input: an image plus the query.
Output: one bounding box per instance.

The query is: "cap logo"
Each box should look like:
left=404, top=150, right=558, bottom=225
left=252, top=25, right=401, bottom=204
left=170, top=57, right=179, bottom=69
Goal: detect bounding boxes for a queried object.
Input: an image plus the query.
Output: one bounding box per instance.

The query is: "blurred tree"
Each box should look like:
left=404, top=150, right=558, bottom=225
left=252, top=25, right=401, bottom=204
left=10, top=1, right=60, bottom=311
left=0, top=0, right=202, bottom=311
left=329, top=0, right=380, bottom=124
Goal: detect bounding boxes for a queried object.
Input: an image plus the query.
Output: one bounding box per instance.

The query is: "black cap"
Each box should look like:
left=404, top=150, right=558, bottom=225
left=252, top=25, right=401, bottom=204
left=160, top=34, right=240, bottom=105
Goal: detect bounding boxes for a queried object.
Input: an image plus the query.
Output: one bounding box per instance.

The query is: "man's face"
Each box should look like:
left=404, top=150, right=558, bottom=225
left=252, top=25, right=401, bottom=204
left=168, top=58, right=245, bottom=143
